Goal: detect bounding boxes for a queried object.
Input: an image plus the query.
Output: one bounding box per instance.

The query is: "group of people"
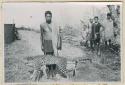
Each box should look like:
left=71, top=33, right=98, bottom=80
left=35, top=10, right=116, bottom=80
left=82, top=13, right=116, bottom=54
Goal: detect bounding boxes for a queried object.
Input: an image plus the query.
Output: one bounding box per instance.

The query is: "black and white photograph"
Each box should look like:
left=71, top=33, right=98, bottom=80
left=3, top=2, right=122, bottom=82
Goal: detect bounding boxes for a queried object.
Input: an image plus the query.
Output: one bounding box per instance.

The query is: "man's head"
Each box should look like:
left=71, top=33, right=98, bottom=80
left=107, top=13, right=111, bottom=20
left=94, top=16, right=99, bottom=23
left=45, top=11, right=52, bottom=24
left=89, top=18, right=93, bottom=23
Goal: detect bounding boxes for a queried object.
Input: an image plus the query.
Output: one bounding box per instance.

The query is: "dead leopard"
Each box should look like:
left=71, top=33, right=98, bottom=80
left=25, top=55, right=47, bottom=81
left=25, top=55, right=68, bottom=81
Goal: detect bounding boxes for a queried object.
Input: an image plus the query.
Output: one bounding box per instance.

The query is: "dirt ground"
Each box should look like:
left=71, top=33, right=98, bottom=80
left=4, top=30, right=120, bottom=82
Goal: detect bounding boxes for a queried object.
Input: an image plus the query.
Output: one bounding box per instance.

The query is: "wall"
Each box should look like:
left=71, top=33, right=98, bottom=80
left=4, top=24, right=15, bottom=44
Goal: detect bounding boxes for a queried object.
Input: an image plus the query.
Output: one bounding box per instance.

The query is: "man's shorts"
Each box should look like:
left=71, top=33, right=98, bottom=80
left=95, top=34, right=100, bottom=44
left=43, top=40, right=54, bottom=53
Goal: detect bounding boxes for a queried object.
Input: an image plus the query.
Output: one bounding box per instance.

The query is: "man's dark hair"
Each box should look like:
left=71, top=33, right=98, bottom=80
left=45, top=11, right=52, bottom=16
left=94, top=16, right=98, bottom=19
left=107, top=13, right=111, bottom=17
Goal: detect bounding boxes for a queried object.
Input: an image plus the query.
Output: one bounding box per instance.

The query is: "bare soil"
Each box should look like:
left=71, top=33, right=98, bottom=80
left=4, top=30, right=120, bottom=82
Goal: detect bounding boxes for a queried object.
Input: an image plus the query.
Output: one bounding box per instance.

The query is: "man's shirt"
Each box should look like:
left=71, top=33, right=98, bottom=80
left=92, top=22, right=101, bottom=34
left=102, top=19, right=114, bottom=40
left=90, top=22, right=101, bottom=39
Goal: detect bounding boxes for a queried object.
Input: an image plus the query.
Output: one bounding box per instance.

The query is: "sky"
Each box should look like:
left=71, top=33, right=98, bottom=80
left=3, top=2, right=119, bottom=30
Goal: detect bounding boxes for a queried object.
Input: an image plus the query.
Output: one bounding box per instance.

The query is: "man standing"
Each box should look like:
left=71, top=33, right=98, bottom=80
left=40, top=11, right=59, bottom=79
left=88, top=18, right=94, bottom=49
left=91, top=16, right=104, bottom=55
left=103, top=13, right=114, bottom=47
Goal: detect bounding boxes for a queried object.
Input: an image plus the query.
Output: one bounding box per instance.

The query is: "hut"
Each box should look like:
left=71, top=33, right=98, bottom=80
left=4, top=24, right=15, bottom=44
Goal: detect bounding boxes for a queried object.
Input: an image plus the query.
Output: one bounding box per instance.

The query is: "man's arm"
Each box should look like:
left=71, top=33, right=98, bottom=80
left=57, top=26, right=62, bottom=50
left=40, top=24, right=44, bottom=51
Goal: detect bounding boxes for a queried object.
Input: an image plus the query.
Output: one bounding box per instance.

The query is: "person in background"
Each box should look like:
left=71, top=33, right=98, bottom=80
left=91, top=16, right=105, bottom=55
left=88, top=18, right=94, bottom=50
left=84, top=19, right=93, bottom=48
left=40, top=11, right=59, bottom=79
left=103, top=13, right=114, bottom=48
left=81, top=24, right=88, bottom=47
